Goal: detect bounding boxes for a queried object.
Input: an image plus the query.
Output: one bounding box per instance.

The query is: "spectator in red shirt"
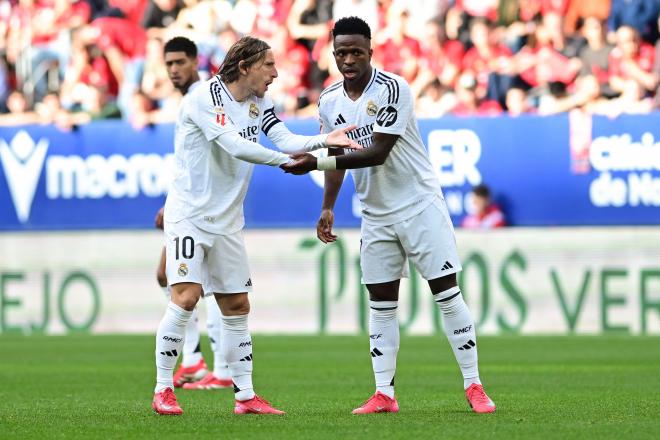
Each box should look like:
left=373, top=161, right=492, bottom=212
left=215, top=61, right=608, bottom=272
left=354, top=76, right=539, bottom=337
left=462, top=184, right=506, bottom=229
left=516, top=17, right=580, bottom=89
left=411, top=18, right=465, bottom=97
left=608, top=25, right=656, bottom=95
left=462, top=18, right=514, bottom=103
left=451, top=72, right=503, bottom=115
left=78, top=16, right=147, bottom=118
left=374, top=7, right=422, bottom=83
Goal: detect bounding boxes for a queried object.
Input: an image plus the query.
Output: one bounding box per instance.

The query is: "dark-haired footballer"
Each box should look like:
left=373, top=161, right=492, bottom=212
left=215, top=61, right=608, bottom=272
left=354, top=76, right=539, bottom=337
left=282, top=16, right=496, bottom=415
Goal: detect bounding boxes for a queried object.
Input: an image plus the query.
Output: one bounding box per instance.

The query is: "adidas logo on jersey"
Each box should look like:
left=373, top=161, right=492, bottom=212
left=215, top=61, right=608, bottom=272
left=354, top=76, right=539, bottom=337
left=334, top=113, right=347, bottom=126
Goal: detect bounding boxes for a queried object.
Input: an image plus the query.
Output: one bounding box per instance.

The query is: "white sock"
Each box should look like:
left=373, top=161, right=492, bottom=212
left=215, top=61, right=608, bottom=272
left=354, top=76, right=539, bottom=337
left=369, top=300, right=399, bottom=399
left=155, top=302, right=192, bottom=392
left=181, top=307, right=203, bottom=367
left=222, top=314, right=254, bottom=400
left=434, top=286, right=481, bottom=389
left=205, top=296, right=231, bottom=380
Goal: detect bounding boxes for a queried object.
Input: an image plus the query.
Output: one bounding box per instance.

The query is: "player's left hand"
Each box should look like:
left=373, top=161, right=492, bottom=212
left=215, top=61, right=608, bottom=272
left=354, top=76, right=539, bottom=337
left=280, top=153, right=317, bottom=175
left=326, top=125, right=362, bottom=150
left=154, top=206, right=165, bottom=230
left=317, top=209, right=337, bottom=243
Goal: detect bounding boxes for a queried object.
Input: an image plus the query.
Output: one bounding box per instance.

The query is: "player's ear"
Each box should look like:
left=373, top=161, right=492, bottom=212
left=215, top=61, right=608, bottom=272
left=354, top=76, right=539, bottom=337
left=238, top=60, right=248, bottom=76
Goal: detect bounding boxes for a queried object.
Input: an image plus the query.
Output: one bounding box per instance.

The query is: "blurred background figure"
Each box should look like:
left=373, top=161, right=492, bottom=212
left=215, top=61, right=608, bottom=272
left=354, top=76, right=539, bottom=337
left=0, top=0, right=658, bottom=124
left=462, top=184, right=506, bottom=229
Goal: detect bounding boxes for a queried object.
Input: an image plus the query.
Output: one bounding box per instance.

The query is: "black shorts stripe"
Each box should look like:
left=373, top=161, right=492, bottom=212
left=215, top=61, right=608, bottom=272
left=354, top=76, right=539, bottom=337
left=435, top=291, right=461, bottom=303
left=370, top=306, right=398, bottom=311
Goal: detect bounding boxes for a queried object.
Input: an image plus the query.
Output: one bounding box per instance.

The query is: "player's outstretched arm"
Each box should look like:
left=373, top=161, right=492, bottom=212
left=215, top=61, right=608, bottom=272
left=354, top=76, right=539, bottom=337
left=265, top=120, right=360, bottom=153
left=214, top=131, right=290, bottom=166
left=318, top=149, right=346, bottom=243
left=281, top=132, right=399, bottom=174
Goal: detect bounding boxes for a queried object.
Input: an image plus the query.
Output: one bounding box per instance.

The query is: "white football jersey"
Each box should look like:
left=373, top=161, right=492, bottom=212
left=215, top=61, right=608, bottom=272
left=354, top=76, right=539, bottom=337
left=318, top=68, right=443, bottom=226
left=165, top=76, right=285, bottom=234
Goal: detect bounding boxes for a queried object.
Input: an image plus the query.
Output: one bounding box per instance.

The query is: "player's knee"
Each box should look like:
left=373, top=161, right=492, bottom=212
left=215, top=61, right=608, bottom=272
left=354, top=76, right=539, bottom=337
left=366, top=280, right=400, bottom=301
left=170, top=284, right=202, bottom=311
left=219, top=295, right=250, bottom=316
left=428, top=273, right=458, bottom=295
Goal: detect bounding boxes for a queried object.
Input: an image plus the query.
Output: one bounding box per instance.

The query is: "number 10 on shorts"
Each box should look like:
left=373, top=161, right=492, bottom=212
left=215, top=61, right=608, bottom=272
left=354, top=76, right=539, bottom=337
left=174, top=236, right=195, bottom=259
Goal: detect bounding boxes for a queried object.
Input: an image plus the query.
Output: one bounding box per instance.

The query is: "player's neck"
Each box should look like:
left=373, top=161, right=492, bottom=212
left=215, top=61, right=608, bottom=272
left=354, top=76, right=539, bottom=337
left=343, top=66, right=373, bottom=100
left=225, top=80, right=250, bottom=102
left=179, top=72, right=200, bottom=95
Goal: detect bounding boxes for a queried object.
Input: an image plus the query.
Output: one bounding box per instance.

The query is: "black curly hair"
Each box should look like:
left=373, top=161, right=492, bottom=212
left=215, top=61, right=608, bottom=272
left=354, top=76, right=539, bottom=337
left=332, top=16, right=371, bottom=40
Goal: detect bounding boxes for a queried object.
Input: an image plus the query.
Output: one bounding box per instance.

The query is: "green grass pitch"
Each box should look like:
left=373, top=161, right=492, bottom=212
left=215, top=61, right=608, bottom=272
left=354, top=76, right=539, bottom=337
left=1, top=335, right=659, bottom=439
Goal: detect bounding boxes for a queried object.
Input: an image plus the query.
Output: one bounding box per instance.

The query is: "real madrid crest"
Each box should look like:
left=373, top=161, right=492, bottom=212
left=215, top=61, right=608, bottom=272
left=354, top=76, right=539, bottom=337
left=178, top=263, right=188, bottom=277
left=366, top=100, right=378, bottom=116
left=249, top=102, right=259, bottom=119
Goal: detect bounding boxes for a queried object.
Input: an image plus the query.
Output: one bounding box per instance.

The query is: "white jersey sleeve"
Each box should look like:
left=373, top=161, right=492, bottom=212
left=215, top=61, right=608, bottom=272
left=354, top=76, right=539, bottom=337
left=261, top=97, right=328, bottom=153
left=214, top=131, right=290, bottom=166
left=190, top=81, right=237, bottom=141
left=373, top=75, right=413, bottom=136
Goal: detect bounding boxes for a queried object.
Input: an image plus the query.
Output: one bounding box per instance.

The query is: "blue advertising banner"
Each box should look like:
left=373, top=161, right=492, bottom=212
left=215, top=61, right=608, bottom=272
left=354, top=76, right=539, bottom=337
left=1, top=112, right=659, bottom=231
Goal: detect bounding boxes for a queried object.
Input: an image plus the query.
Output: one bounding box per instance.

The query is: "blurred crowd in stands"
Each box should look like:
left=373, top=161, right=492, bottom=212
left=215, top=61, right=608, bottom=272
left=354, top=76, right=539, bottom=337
left=0, top=0, right=659, bottom=129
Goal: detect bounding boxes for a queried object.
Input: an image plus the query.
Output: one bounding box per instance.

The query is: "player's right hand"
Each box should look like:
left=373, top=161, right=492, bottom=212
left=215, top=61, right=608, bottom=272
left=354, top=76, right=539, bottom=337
left=154, top=206, right=165, bottom=230
left=317, top=209, right=337, bottom=243
left=327, top=125, right=362, bottom=150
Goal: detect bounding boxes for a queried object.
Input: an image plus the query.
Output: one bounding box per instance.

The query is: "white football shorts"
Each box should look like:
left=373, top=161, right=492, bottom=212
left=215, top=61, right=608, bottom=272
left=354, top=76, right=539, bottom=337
left=360, top=196, right=462, bottom=284
left=164, top=219, right=253, bottom=295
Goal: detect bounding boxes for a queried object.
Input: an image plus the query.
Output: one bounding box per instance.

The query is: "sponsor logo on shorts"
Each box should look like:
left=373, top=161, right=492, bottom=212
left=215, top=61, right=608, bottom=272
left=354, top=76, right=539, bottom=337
left=369, top=333, right=382, bottom=339
left=454, top=325, right=472, bottom=335
left=245, top=278, right=252, bottom=287
left=239, top=341, right=252, bottom=347
left=178, top=263, right=188, bottom=276
left=162, top=336, right=183, bottom=343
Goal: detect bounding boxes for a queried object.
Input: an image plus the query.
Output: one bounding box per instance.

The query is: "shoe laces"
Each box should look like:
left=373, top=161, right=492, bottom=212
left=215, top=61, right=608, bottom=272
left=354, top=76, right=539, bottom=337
left=200, top=374, right=215, bottom=384
left=162, top=388, right=178, bottom=406
left=251, top=395, right=271, bottom=406
left=361, top=392, right=388, bottom=407
left=467, top=385, right=489, bottom=404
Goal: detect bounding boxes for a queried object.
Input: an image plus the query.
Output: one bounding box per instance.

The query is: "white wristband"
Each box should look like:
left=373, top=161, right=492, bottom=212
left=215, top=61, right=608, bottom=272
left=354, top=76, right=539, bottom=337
left=317, top=156, right=337, bottom=171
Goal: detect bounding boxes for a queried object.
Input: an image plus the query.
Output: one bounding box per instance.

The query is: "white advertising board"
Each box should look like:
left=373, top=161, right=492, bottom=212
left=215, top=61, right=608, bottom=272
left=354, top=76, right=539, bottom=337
left=0, top=228, right=659, bottom=334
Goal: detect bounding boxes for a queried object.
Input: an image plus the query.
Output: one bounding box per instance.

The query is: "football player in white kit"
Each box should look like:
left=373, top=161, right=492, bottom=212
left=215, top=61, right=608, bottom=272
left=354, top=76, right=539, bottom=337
left=152, top=36, right=360, bottom=415
left=281, top=16, right=496, bottom=414
left=154, top=37, right=233, bottom=391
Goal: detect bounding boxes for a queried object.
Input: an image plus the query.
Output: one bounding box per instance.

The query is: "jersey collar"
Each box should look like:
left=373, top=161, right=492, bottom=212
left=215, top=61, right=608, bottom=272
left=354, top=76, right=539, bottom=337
left=342, top=67, right=378, bottom=100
